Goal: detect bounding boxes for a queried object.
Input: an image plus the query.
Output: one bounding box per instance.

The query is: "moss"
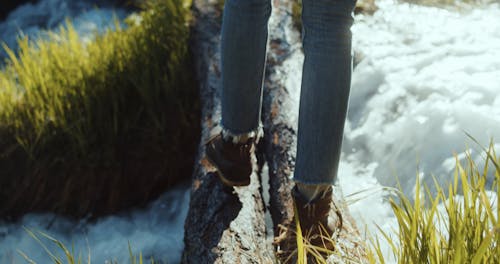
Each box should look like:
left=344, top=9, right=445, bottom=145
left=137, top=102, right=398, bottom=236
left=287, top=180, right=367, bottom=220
left=0, top=0, right=200, bottom=219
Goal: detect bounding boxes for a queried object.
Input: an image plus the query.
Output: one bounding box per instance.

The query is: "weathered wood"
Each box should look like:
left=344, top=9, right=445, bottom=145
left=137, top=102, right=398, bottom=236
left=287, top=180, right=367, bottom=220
left=262, top=0, right=368, bottom=262
left=182, top=0, right=273, bottom=263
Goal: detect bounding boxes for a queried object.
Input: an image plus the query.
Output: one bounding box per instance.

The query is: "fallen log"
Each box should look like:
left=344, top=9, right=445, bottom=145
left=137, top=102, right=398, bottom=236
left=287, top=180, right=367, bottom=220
left=183, top=0, right=368, bottom=262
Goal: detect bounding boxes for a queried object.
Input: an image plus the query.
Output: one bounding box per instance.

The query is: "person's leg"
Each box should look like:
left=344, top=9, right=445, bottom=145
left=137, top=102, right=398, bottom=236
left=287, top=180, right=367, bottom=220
left=220, top=0, right=272, bottom=139
left=206, top=0, right=271, bottom=187
left=294, top=0, right=357, bottom=198
left=277, top=0, right=357, bottom=259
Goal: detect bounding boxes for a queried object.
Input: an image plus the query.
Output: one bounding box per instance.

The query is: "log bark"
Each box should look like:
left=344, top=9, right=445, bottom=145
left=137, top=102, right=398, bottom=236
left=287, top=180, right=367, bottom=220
left=183, top=0, right=368, bottom=262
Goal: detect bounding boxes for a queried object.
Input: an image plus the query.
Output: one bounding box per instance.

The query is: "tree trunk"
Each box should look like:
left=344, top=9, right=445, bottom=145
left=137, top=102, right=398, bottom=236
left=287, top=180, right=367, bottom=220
left=183, top=0, right=368, bottom=262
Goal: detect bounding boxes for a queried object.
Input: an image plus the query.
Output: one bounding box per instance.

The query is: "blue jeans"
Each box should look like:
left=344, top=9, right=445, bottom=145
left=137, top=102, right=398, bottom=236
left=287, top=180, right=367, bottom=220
left=220, top=0, right=356, bottom=185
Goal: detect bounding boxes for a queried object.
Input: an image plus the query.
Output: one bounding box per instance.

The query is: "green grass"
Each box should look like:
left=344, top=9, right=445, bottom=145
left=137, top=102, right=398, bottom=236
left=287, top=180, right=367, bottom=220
left=0, top=0, right=200, bottom=218
left=1, top=0, right=191, bottom=159
left=367, top=142, right=500, bottom=264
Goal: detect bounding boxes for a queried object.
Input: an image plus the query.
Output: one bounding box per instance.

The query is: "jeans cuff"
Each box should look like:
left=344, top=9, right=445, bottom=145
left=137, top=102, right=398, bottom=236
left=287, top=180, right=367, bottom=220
left=221, top=123, right=263, bottom=144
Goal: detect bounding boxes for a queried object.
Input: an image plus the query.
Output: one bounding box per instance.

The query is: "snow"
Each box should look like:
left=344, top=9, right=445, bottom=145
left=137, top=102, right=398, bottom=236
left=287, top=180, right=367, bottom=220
left=340, top=0, right=500, bottom=261
left=1, top=0, right=500, bottom=263
left=0, top=186, right=190, bottom=263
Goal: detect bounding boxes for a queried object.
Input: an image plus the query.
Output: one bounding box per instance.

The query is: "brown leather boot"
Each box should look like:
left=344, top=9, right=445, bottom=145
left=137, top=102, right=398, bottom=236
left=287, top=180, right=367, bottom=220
left=205, top=133, right=256, bottom=187
left=275, top=186, right=342, bottom=263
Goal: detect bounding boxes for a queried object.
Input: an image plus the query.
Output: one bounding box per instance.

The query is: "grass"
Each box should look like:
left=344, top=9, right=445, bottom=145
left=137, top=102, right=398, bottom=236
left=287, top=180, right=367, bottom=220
left=367, top=142, right=500, bottom=264
left=1, top=0, right=191, bottom=162
left=0, top=0, right=200, bottom=219
left=18, top=228, right=159, bottom=264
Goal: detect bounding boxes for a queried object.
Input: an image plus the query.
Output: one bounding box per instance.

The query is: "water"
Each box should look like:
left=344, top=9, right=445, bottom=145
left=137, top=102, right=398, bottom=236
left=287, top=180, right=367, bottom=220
left=341, top=0, right=500, bottom=259
left=1, top=0, right=500, bottom=263
left=0, top=0, right=127, bottom=61
left=0, top=186, right=190, bottom=263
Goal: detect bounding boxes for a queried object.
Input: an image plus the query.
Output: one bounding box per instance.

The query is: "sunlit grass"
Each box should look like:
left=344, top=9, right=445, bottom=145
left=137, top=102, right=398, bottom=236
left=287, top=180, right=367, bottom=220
left=367, top=141, right=500, bottom=263
left=0, top=0, right=192, bottom=159
left=0, top=0, right=199, bottom=217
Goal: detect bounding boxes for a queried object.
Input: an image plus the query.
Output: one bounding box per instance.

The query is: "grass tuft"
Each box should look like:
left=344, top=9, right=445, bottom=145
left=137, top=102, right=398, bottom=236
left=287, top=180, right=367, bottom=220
left=0, top=0, right=200, bottom=218
left=369, top=142, right=500, bottom=263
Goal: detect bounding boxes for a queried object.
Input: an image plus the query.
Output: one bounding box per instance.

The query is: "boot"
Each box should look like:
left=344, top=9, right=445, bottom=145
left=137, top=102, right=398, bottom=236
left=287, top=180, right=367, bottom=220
left=275, top=185, right=342, bottom=263
left=205, top=133, right=256, bottom=187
